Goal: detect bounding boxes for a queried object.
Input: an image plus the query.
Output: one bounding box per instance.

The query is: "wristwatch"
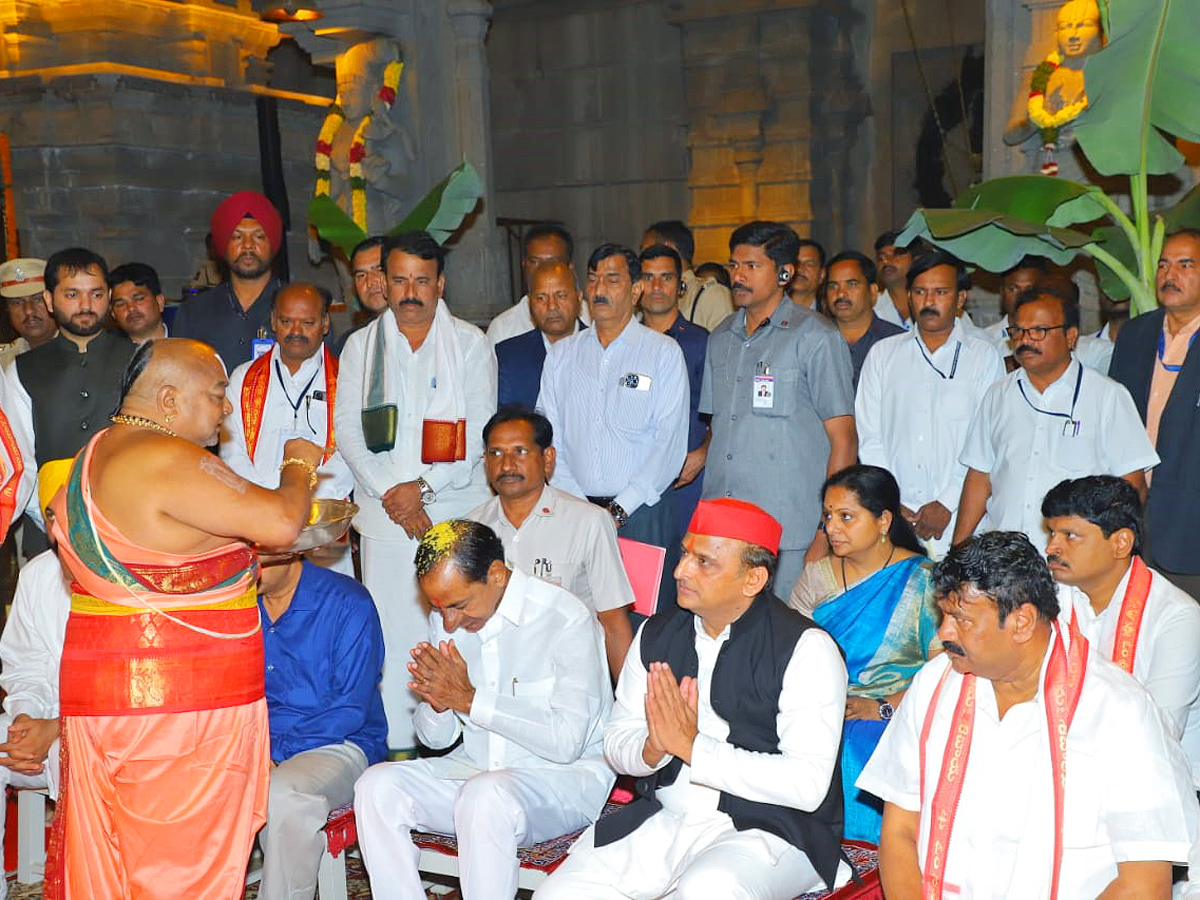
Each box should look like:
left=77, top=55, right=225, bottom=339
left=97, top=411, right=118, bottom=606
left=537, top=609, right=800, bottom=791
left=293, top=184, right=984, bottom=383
left=877, top=700, right=894, bottom=721
left=416, top=476, right=436, bottom=506
left=607, top=501, right=629, bottom=528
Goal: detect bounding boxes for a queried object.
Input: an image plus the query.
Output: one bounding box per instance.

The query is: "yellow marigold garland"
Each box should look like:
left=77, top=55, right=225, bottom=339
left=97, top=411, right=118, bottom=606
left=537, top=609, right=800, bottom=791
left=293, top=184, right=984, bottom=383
left=1027, top=51, right=1089, bottom=175
left=313, top=59, right=404, bottom=232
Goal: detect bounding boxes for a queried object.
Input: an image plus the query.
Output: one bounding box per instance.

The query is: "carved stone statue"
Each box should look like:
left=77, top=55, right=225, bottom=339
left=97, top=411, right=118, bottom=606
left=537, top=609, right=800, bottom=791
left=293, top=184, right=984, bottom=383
left=1004, top=0, right=1104, bottom=175
left=309, top=37, right=418, bottom=302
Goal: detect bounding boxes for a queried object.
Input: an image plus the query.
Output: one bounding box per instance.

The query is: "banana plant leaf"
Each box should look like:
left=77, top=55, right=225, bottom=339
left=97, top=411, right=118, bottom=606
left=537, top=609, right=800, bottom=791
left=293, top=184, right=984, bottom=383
left=308, top=196, right=367, bottom=260
left=896, top=208, right=1095, bottom=272
left=1073, top=0, right=1200, bottom=176
left=1091, top=181, right=1200, bottom=300
left=390, top=161, right=483, bottom=245
left=954, top=175, right=1108, bottom=228
left=309, top=161, right=484, bottom=258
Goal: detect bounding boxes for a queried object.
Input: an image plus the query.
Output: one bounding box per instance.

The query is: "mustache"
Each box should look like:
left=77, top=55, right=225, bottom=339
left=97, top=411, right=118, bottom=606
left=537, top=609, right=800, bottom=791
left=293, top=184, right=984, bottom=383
left=943, top=641, right=965, bottom=657
left=283, top=335, right=310, bottom=343
left=591, top=295, right=611, bottom=305
left=732, top=283, right=750, bottom=293
left=495, top=472, right=524, bottom=481
left=1015, top=345, right=1040, bottom=356
left=397, top=298, right=424, bottom=307
left=1046, top=553, right=1067, bottom=568
left=918, top=308, right=939, bottom=318
left=1162, top=280, right=1180, bottom=292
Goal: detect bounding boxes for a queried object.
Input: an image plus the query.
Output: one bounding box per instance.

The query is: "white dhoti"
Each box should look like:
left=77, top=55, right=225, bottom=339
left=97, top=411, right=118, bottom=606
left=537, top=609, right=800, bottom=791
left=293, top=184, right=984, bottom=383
left=354, top=759, right=597, bottom=900
left=258, top=741, right=368, bottom=900
left=536, top=808, right=846, bottom=900
left=360, top=533, right=425, bottom=750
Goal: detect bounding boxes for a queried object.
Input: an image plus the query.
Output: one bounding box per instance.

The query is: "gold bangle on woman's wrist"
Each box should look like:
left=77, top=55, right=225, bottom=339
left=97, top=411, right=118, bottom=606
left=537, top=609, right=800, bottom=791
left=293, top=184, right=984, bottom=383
left=279, top=457, right=318, bottom=490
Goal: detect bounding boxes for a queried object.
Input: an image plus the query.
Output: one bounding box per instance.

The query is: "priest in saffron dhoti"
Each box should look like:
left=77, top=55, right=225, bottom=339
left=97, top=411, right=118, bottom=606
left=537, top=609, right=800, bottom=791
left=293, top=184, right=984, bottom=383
left=859, top=531, right=1196, bottom=898
left=45, top=338, right=323, bottom=900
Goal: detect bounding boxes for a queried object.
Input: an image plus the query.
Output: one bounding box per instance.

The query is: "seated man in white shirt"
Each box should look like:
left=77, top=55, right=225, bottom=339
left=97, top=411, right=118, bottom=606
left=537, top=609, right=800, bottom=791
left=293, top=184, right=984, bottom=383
left=353, top=519, right=613, bottom=900
left=537, top=498, right=852, bottom=900
left=953, top=282, right=1158, bottom=548
left=222, top=281, right=354, bottom=572
left=469, top=405, right=635, bottom=677
left=859, top=531, right=1196, bottom=898
left=1043, top=475, right=1200, bottom=783
left=0, top=464, right=72, bottom=899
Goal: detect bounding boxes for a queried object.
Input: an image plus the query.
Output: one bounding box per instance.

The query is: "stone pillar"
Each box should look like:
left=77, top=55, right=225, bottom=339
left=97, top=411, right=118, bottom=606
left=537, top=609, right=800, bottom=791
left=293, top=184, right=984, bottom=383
left=283, top=0, right=505, bottom=322
left=445, top=0, right=506, bottom=320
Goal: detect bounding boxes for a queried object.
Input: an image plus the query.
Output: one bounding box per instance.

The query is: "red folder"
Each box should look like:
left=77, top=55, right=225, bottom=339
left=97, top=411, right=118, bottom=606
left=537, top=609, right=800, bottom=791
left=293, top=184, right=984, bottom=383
left=617, top=537, right=666, bottom=617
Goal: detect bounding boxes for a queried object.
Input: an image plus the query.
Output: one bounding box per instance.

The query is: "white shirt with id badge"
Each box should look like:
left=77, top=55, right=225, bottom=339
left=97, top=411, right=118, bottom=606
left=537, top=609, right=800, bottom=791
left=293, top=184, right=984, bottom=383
left=959, top=358, right=1159, bottom=546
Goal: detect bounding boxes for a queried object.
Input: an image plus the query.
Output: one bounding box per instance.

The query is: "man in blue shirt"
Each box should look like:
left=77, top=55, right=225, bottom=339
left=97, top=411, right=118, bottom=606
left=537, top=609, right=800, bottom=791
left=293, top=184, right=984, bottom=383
left=638, top=243, right=709, bottom=548
left=257, top=554, right=387, bottom=900
left=538, top=244, right=689, bottom=608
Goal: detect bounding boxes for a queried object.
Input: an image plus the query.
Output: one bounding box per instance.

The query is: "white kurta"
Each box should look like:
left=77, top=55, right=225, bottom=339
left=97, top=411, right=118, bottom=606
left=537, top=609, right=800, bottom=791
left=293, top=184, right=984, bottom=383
left=856, top=323, right=1004, bottom=558
left=353, top=570, right=613, bottom=900
left=221, top=344, right=354, bottom=501
left=0, top=362, right=37, bottom=531
left=336, top=306, right=496, bottom=747
left=468, top=484, right=635, bottom=615
left=1056, top=565, right=1200, bottom=784
left=539, top=613, right=852, bottom=898
left=0, top=549, right=70, bottom=799
left=858, top=642, right=1197, bottom=899
left=959, top=359, right=1159, bottom=545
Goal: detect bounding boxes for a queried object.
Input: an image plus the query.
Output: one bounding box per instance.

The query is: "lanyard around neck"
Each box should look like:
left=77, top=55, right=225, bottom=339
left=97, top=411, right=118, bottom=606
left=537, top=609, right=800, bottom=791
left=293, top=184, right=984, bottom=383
left=274, top=357, right=322, bottom=424
left=915, top=334, right=961, bottom=380
left=1018, top=363, right=1083, bottom=434
left=1156, top=328, right=1198, bottom=373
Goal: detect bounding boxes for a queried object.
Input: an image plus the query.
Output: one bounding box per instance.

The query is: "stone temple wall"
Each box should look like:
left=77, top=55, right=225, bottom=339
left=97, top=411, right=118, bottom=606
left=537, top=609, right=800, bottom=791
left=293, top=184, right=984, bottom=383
left=0, top=0, right=336, bottom=300
left=488, top=0, right=690, bottom=286
left=0, top=74, right=328, bottom=298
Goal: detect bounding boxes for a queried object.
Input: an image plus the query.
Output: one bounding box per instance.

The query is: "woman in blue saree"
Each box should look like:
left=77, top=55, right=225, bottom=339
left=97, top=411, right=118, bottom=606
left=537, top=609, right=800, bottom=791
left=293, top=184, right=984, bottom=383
left=789, top=465, right=939, bottom=844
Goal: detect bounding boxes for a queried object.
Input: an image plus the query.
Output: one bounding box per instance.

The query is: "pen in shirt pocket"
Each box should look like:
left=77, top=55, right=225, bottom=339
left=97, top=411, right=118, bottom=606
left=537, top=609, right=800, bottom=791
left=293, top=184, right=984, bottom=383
left=512, top=677, right=518, bottom=696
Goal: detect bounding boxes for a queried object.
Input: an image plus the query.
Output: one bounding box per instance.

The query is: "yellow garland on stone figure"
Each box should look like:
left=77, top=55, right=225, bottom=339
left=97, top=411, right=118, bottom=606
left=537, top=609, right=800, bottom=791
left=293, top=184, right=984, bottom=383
left=313, top=59, right=404, bottom=232
left=1026, top=0, right=1104, bottom=176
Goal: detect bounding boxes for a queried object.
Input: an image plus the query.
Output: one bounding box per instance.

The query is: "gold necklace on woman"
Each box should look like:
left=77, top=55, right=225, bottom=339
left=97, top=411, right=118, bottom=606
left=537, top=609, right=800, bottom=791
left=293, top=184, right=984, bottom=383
left=110, top=414, right=178, bottom=438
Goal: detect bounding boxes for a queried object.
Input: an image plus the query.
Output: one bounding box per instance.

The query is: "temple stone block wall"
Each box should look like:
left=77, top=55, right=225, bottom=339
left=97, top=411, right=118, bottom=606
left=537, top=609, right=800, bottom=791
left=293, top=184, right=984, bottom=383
left=488, top=0, right=690, bottom=287
left=0, top=0, right=333, bottom=299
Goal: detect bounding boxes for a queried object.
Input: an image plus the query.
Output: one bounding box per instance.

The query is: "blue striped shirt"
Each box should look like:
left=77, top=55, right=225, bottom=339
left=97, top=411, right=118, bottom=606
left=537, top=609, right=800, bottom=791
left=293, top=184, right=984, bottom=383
left=538, top=319, right=689, bottom=515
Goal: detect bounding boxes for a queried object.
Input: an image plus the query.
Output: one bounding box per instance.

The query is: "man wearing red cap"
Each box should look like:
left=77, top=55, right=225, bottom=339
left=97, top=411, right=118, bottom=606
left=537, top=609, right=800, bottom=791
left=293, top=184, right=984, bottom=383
left=536, top=498, right=852, bottom=899
left=173, top=191, right=284, bottom=369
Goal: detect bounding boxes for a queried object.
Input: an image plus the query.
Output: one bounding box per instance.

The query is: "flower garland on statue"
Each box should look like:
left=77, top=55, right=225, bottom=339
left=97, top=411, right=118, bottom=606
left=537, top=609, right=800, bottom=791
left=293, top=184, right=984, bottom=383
left=313, top=59, right=404, bottom=232
left=1028, top=51, right=1089, bottom=176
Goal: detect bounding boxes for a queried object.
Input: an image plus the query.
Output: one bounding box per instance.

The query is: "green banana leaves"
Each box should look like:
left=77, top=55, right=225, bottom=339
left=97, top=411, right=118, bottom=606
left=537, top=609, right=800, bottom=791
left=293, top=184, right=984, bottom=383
left=308, top=161, right=484, bottom=258
left=1073, top=0, right=1200, bottom=176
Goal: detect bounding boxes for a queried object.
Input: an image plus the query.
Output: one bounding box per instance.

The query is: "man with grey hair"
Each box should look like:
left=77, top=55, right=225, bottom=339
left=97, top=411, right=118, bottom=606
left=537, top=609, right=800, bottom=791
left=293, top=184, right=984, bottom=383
left=353, top=519, right=613, bottom=900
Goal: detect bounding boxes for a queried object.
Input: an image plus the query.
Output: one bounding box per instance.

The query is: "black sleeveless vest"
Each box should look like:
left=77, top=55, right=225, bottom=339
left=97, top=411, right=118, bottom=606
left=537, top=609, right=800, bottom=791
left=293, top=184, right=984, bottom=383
left=15, top=330, right=134, bottom=466
left=595, top=594, right=846, bottom=889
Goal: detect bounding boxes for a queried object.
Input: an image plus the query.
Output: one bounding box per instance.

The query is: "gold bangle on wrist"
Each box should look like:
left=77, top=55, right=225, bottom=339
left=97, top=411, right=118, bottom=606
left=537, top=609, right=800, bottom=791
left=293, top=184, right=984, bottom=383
left=279, top=457, right=318, bottom=490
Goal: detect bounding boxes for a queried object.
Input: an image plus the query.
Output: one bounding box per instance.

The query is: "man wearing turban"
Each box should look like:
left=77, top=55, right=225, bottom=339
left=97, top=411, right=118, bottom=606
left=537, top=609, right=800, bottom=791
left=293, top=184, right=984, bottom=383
left=173, top=191, right=284, bottom=369
left=536, top=498, right=853, bottom=899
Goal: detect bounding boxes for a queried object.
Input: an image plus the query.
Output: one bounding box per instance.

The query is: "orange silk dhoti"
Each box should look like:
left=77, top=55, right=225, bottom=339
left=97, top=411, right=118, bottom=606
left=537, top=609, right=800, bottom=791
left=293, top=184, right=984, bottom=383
left=47, top=434, right=269, bottom=900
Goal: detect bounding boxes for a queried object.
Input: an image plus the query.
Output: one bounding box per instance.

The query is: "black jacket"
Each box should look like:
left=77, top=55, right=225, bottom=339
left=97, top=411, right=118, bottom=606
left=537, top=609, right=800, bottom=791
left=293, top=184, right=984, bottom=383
left=1108, top=308, right=1200, bottom=574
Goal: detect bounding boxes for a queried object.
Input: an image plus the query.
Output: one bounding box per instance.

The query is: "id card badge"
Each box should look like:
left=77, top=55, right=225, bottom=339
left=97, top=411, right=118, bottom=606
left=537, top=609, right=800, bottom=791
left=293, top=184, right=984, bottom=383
left=252, top=336, right=275, bottom=360
left=753, top=374, right=775, bottom=408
